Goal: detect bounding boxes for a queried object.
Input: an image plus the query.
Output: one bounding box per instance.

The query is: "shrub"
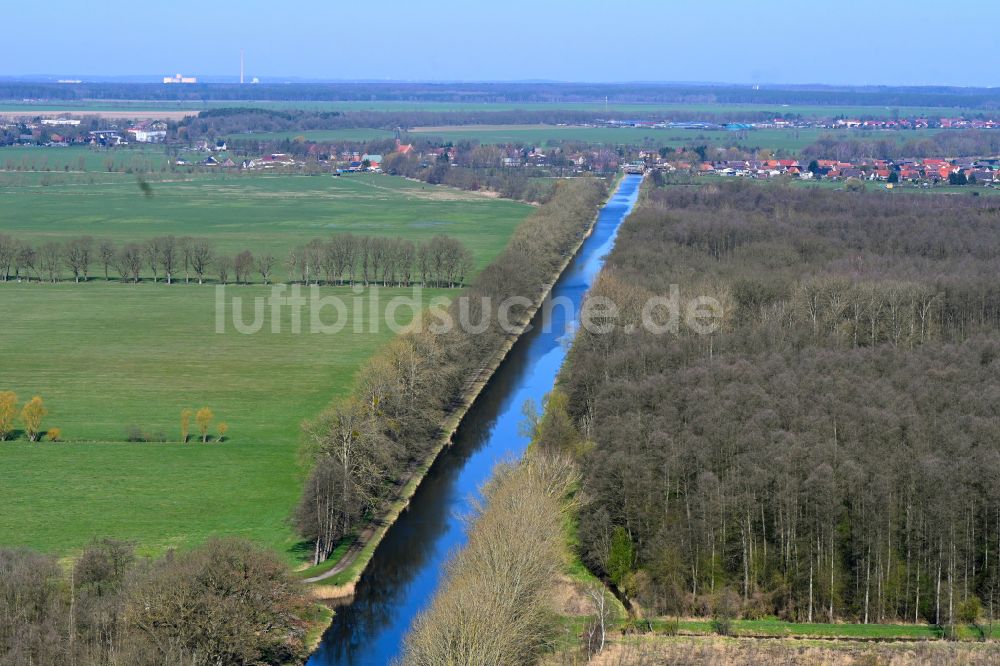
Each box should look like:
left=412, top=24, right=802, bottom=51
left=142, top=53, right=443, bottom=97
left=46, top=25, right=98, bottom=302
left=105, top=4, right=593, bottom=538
left=958, top=596, right=982, bottom=625
left=45, top=427, right=61, bottom=442
left=658, top=618, right=679, bottom=636
left=711, top=588, right=740, bottom=636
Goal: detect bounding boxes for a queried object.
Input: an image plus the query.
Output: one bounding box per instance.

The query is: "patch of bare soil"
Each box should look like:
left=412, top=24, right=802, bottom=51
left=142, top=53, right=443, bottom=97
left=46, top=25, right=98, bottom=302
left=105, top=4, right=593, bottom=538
left=583, top=635, right=999, bottom=666
left=551, top=575, right=597, bottom=616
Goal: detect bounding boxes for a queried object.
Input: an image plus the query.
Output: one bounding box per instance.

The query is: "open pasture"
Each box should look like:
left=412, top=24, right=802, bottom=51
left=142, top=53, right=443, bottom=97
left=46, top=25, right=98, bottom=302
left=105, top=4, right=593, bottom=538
left=225, top=128, right=396, bottom=143
left=0, top=144, right=170, bottom=173
left=0, top=174, right=530, bottom=558
left=0, top=283, right=449, bottom=557
left=407, top=125, right=946, bottom=151
left=0, top=172, right=530, bottom=272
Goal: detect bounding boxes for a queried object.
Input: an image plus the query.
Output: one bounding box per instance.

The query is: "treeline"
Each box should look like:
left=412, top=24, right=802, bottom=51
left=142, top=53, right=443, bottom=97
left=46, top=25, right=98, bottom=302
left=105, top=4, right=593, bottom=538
left=294, top=177, right=607, bottom=565
left=0, top=233, right=474, bottom=287
left=286, top=233, right=471, bottom=287
left=555, top=182, right=1000, bottom=630
left=0, top=538, right=313, bottom=665
left=402, top=453, right=577, bottom=664
left=383, top=152, right=559, bottom=203
left=802, top=129, right=1000, bottom=160
left=182, top=108, right=789, bottom=141
left=0, top=234, right=224, bottom=284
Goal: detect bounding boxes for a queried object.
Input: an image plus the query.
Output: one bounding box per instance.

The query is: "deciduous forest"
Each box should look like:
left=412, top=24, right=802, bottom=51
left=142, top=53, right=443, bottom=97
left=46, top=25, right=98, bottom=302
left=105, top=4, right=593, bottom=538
left=558, top=182, right=1000, bottom=629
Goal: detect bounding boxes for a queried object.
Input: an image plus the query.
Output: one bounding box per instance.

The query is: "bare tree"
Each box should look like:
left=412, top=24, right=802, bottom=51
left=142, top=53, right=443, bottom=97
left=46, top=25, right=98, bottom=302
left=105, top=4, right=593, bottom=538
left=585, top=583, right=616, bottom=659
left=159, top=236, right=177, bottom=284
left=190, top=240, right=214, bottom=284
left=178, top=236, right=194, bottom=283
left=0, top=234, right=19, bottom=281
left=117, top=244, right=143, bottom=283
left=233, top=250, right=254, bottom=284
left=144, top=238, right=163, bottom=283
left=64, top=236, right=93, bottom=283
left=38, top=242, right=62, bottom=283
left=215, top=255, right=233, bottom=284
left=98, top=239, right=115, bottom=281
left=256, top=253, right=275, bottom=285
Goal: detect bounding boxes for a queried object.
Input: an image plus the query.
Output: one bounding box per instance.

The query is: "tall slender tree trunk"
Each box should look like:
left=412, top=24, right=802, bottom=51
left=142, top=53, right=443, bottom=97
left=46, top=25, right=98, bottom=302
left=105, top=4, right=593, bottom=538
left=936, top=548, right=942, bottom=626
left=808, top=556, right=814, bottom=623
left=864, top=553, right=871, bottom=624
left=830, top=538, right=835, bottom=621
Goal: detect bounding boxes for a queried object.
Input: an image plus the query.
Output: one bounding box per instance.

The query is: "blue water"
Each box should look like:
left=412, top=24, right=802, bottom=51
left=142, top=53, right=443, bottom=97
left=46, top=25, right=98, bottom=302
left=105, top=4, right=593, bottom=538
left=307, top=174, right=642, bottom=665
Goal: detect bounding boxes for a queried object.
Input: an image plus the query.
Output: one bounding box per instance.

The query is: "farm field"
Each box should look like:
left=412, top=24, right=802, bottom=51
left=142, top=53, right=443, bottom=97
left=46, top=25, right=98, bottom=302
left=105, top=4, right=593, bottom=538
left=407, top=125, right=946, bottom=150
left=0, top=99, right=988, bottom=118
left=0, top=171, right=529, bottom=271
left=0, top=144, right=170, bottom=172
left=0, top=175, right=531, bottom=559
left=0, top=284, right=448, bottom=557
left=225, top=128, right=396, bottom=143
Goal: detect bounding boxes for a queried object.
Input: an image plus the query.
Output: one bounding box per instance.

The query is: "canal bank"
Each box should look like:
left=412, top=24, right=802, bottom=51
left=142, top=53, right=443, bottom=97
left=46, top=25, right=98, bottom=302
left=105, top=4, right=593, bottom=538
left=307, top=173, right=644, bottom=665
left=300, top=178, right=614, bottom=600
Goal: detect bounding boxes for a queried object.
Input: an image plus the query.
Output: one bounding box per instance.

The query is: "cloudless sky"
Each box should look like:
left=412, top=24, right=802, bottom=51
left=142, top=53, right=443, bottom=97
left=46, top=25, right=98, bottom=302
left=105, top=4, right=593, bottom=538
left=3, top=0, right=997, bottom=86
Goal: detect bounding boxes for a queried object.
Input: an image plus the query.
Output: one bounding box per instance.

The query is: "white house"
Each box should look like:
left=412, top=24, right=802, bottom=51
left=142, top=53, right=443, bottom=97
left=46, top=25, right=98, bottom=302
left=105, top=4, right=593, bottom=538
left=129, top=129, right=167, bottom=143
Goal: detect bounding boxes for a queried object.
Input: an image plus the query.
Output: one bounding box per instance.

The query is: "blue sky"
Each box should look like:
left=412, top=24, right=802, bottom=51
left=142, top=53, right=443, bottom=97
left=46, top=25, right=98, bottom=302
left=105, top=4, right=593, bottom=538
left=3, top=0, right=997, bottom=86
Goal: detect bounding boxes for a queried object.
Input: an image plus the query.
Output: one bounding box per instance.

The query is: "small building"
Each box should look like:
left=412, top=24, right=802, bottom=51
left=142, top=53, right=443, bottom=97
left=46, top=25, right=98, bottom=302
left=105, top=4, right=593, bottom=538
left=129, top=129, right=166, bottom=143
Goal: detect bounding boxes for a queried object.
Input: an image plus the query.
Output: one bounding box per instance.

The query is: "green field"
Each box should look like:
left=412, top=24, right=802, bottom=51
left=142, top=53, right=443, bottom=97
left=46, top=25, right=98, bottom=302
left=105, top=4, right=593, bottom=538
left=0, top=99, right=987, bottom=118
left=226, top=128, right=396, bottom=143
left=0, top=171, right=529, bottom=269
left=0, top=144, right=170, bottom=172
left=407, top=125, right=947, bottom=151
left=0, top=174, right=531, bottom=559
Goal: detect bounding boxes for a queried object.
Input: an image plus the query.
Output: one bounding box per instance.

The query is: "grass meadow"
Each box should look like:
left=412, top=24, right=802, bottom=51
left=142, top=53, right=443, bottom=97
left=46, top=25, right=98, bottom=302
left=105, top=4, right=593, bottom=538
left=0, top=144, right=171, bottom=173
left=225, top=128, right=396, bottom=143
left=407, top=125, right=946, bottom=151
left=0, top=170, right=529, bottom=270
left=218, top=125, right=948, bottom=152
left=0, top=173, right=530, bottom=560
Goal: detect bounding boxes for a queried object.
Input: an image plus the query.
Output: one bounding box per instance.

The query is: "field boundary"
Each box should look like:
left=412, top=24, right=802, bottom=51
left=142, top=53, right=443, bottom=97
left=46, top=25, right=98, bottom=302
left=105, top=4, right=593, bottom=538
left=301, top=176, right=625, bottom=599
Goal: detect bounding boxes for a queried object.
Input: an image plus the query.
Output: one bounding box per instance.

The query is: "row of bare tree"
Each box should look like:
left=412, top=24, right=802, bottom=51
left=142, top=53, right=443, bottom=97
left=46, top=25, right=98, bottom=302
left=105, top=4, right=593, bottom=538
left=0, top=234, right=228, bottom=285
left=294, top=178, right=608, bottom=565
left=0, top=232, right=476, bottom=287
left=285, top=233, right=472, bottom=288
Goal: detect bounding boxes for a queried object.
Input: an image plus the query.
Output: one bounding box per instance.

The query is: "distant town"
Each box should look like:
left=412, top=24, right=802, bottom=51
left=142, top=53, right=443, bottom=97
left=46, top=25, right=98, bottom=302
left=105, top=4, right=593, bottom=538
left=3, top=111, right=1000, bottom=189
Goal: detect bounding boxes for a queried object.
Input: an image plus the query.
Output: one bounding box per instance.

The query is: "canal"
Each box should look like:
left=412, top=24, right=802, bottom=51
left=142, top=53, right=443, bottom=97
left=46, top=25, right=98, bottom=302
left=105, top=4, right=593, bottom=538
left=307, top=173, right=643, bottom=665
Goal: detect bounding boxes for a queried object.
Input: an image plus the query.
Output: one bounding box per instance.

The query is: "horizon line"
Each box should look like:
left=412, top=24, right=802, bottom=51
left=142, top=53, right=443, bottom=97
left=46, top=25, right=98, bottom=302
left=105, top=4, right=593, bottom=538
left=0, top=76, right=996, bottom=91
